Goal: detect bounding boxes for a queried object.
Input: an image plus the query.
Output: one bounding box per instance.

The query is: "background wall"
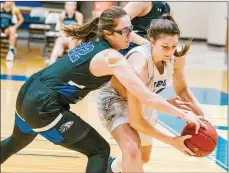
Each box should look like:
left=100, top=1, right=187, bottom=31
left=13, top=1, right=228, bottom=46
left=169, top=2, right=227, bottom=46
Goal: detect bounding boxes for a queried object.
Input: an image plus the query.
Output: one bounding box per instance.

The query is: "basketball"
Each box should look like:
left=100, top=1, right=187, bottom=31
left=181, top=120, right=218, bottom=157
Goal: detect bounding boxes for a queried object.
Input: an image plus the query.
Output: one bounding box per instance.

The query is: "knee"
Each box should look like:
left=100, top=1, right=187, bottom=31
left=9, top=27, right=16, bottom=34
left=123, top=142, right=141, bottom=159
left=102, top=139, right=111, bottom=155
left=97, top=139, right=110, bottom=157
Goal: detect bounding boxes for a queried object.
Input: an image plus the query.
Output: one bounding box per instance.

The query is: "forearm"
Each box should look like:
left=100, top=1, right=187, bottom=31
left=14, top=19, right=23, bottom=29
left=112, top=60, right=187, bottom=119
left=130, top=32, right=148, bottom=45
left=128, top=91, right=174, bottom=145
left=115, top=70, right=187, bottom=119
left=143, top=93, right=188, bottom=119
left=130, top=118, right=173, bottom=145
left=178, top=88, right=204, bottom=116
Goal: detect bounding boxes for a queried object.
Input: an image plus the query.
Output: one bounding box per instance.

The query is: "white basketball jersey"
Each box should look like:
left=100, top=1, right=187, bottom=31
left=126, top=42, right=175, bottom=124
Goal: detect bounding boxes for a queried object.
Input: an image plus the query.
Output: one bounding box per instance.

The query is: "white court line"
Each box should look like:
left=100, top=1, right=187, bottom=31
left=22, top=148, right=76, bottom=153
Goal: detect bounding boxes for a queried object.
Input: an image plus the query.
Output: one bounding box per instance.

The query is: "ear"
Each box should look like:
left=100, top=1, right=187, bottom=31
left=150, top=38, right=155, bottom=45
left=103, top=30, right=113, bottom=38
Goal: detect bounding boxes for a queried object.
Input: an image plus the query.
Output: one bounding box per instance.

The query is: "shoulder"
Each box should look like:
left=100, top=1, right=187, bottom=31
left=60, top=11, right=66, bottom=19
left=75, top=11, right=83, bottom=17
left=126, top=41, right=151, bottom=61
left=92, top=48, right=124, bottom=63
left=126, top=48, right=149, bottom=82
left=127, top=51, right=148, bottom=70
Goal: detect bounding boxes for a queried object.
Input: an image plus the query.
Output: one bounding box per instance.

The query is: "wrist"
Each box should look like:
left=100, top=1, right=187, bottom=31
left=176, top=110, right=187, bottom=120
left=166, top=136, right=175, bottom=146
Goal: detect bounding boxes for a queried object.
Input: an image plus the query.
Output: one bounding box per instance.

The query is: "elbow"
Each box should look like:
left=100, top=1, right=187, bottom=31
left=129, top=117, right=144, bottom=131
left=19, top=18, right=24, bottom=25
left=129, top=119, right=138, bottom=130
left=139, top=92, right=157, bottom=106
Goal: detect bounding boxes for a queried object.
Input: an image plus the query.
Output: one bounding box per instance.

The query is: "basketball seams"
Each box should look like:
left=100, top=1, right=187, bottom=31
left=181, top=126, right=217, bottom=145
left=182, top=129, right=217, bottom=147
left=185, top=139, right=213, bottom=152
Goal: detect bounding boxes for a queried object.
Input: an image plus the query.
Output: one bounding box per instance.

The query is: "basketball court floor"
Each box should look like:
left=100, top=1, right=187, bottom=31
left=1, top=40, right=228, bottom=172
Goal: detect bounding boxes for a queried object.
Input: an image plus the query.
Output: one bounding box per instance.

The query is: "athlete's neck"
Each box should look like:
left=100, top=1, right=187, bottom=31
left=151, top=47, right=161, bottom=64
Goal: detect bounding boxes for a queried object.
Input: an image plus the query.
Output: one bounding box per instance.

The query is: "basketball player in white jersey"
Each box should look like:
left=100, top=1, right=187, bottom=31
left=96, top=15, right=208, bottom=173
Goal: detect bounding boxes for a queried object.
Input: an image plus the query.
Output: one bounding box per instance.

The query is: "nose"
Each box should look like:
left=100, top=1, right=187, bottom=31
left=166, top=48, right=175, bottom=56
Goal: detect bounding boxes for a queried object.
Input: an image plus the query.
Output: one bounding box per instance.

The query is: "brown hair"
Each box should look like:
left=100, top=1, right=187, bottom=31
left=61, top=6, right=127, bottom=41
left=148, top=15, right=192, bottom=57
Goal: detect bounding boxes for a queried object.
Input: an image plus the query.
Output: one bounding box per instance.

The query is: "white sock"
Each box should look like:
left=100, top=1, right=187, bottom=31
left=111, top=156, right=122, bottom=173
left=9, top=46, right=15, bottom=50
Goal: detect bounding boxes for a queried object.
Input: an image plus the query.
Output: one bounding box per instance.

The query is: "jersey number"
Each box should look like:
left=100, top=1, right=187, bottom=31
left=68, top=42, right=94, bottom=63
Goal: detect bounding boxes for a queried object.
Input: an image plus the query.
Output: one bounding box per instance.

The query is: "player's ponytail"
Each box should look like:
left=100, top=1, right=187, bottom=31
left=62, top=6, right=127, bottom=42
left=62, top=17, right=99, bottom=41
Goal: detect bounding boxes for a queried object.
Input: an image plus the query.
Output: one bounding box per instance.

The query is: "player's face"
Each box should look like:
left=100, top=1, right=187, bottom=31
left=4, top=1, right=14, bottom=8
left=151, top=34, right=178, bottom=61
left=65, top=3, right=76, bottom=13
left=104, top=15, right=131, bottom=50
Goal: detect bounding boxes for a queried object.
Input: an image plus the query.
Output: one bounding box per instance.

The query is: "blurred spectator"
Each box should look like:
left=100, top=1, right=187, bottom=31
left=45, top=2, right=83, bottom=65
left=0, top=1, right=24, bottom=61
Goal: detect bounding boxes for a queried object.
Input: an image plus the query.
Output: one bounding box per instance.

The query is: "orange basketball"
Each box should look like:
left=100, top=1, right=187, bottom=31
left=181, top=121, right=218, bottom=157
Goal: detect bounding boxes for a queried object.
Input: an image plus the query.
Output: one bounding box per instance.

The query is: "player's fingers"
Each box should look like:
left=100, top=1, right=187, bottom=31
left=179, top=105, right=192, bottom=111
left=175, top=97, right=190, bottom=104
left=183, top=150, right=191, bottom=156
left=179, top=101, right=191, bottom=106
left=184, top=147, right=196, bottom=156
left=182, top=135, right=192, bottom=140
left=198, top=119, right=207, bottom=129
left=195, top=122, right=200, bottom=134
left=199, top=116, right=211, bottom=124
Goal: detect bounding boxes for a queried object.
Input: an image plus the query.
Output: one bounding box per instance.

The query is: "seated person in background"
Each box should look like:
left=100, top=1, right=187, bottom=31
left=0, top=1, right=24, bottom=61
left=45, top=1, right=83, bottom=65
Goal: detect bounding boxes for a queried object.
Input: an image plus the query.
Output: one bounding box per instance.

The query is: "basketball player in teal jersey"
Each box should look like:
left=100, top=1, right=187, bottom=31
left=97, top=16, right=209, bottom=172
left=1, top=6, right=205, bottom=173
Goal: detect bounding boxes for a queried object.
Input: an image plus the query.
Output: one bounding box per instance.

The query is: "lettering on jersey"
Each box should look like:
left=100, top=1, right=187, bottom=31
left=154, top=79, right=166, bottom=88
left=68, top=42, right=94, bottom=63
left=154, top=79, right=166, bottom=94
